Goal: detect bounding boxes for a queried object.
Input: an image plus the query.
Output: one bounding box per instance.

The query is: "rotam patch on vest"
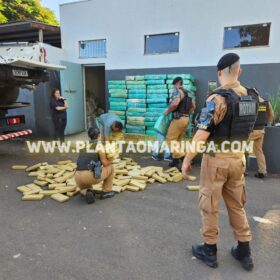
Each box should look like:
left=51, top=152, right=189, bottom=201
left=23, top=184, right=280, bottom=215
left=239, top=102, right=257, bottom=116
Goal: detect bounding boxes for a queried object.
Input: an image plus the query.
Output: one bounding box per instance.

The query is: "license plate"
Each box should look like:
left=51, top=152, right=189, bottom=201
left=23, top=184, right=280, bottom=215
left=239, top=102, right=256, bottom=116
left=12, top=69, right=28, bottom=77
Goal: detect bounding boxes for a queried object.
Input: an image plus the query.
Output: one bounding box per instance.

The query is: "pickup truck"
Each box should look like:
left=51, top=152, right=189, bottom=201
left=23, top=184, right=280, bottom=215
left=0, top=42, right=65, bottom=141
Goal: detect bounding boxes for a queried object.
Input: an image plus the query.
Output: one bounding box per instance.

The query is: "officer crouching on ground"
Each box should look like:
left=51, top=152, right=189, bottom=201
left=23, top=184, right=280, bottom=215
left=165, top=77, right=195, bottom=169
left=182, top=53, right=259, bottom=271
left=248, top=95, right=274, bottom=178
left=75, top=126, right=115, bottom=204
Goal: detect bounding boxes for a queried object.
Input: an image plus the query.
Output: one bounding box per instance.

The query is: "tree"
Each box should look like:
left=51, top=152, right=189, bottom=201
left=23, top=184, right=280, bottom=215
left=0, top=0, right=59, bottom=25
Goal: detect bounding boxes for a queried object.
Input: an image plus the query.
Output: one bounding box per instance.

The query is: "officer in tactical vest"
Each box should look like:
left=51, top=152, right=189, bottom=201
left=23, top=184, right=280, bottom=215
left=165, top=77, right=196, bottom=169
left=182, top=53, right=259, bottom=271
left=249, top=96, right=274, bottom=178
left=75, top=126, right=115, bottom=204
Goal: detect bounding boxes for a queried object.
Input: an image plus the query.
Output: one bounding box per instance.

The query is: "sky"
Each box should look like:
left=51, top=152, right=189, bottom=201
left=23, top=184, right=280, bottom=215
left=41, top=0, right=77, bottom=20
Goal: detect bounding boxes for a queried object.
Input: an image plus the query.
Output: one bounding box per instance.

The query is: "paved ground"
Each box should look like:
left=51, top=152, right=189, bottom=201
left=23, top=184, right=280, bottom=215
left=0, top=140, right=279, bottom=280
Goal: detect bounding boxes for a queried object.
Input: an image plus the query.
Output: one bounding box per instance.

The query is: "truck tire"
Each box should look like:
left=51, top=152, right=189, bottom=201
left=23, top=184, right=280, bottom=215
left=0, top=87, right=19, bottom=105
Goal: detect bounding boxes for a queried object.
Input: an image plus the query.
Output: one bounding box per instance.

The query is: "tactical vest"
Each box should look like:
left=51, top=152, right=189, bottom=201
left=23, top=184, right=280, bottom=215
left=253, top=100, right=269, bottom=130
left=209, top=88, right=259, bottom=142
left=174, top=88, right=193, bottom=114
left=76, top=143, right=100, bottom=171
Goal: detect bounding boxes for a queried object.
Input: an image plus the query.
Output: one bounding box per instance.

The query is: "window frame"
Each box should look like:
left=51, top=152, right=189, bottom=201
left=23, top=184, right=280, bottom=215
left=222, top=22, right=271, bottom=50
left=144, top=32, right=180, bottom=55
left=78, top=39, right=107, bottom=59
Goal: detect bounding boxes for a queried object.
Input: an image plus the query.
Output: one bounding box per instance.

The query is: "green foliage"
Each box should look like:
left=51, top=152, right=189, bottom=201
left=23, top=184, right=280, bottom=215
left=269, top=89, right=280, bottom=124
left=0, top=0, right=58, bottom=25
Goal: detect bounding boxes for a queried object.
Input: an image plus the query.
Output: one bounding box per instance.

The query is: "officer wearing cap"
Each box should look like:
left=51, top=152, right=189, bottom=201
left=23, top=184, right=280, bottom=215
left=182, top=53, right=259, bottom=270
left=248, top=95, right=274, bottom=178
left=165, top=77, right=196, bottom=169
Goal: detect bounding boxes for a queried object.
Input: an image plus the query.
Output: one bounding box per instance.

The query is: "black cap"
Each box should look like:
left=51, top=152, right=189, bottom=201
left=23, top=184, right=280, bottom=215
left=172, top=77, right=183, bottom=85
left=217, top=53, right=240, bottom=71
left=88, top=125, right=100, bottom=140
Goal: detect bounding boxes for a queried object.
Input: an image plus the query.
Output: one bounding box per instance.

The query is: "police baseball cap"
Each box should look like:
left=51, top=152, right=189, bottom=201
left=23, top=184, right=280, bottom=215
left=88, top=125, right=100, bottom=140
left=172, top=77, right=183, bottom=85
left=217, top=53, right=240, bottom=71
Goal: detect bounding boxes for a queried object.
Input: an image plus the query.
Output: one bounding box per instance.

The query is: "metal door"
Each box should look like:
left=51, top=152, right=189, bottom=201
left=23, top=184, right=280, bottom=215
left=60, top=61, right=85, bottom=135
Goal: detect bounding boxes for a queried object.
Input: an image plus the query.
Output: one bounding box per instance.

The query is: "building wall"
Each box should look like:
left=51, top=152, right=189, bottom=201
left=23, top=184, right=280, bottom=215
left=60, top=0, right=280, bottom=69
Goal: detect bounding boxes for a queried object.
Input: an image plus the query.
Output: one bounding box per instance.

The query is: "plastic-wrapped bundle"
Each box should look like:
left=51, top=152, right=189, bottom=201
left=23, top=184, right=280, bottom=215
left=145, top=116, right=160, bottom=122
left=108, top=80, right=126, bottom=85
left=126, top=84, right=146, bottom=89
left=126, top=81, right=146, bottom=85
left=108, top=85, right=127, bottom=90
left=128, top=94, right=146, bottom=99
left=109, top=89, right=128, bottom=94
left=144, top=74, right=167, bottom=80
left=146, top=98, right=167, bottom=104
left=109, top=110, right=126, bottom=116
left=119, top=116, right=126, bottom=121
left=126, top=124, right=146, bottom=131
left=146, top=80, right=165, bottom=85
left=109, top=97, right=126, bottom=103
left=127, top=107, right=147, bottom=113
left=135, top=75, right=145, bottom=81
left=146, top=130, right=157, bottom=136
left=127, top=112, right=145, bottom=117
left=127, top=103, right=146, bottom=109
left=145, top=121, right=157, bottom=127
left=166, top=79, right=193, bottom=85
left=110, top=105, right=127, bottom=111
left=129, top=89, right=146, bottom=94
left=144, top=112, right=162, bottom=117
left=146, top=107, right=165, bottom=113
left=127, top=116, right=145, bottom=126
left=147, top=85, right=167, bottom=90
left=147, top=94, right=168, bottom=99
left=110, top=92, right=128, bottom=98
left=148, top=103, right=167, bottom=108
left=110, top=102, right=127, bottom=107
left=125, top=76, right=135, bottom=81
left=147, top=89, right=168, bottom=94
left=167, top=74, right=194, bottom=81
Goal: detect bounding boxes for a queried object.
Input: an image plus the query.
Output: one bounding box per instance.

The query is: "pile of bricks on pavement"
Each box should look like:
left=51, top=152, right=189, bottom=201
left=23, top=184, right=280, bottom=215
left=12, top=158, right=187, bottom=203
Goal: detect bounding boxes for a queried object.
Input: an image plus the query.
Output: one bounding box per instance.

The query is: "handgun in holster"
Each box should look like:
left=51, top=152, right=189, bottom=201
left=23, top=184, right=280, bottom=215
left=88, top=160, right=102, bottom=179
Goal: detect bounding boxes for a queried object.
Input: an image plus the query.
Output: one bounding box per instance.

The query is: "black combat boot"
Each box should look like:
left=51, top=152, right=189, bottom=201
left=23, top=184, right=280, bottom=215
left=192, top=244, right=218, bottom=268
left=100, top=191, right=115, bottom=200
left=168, top=158, right=180, bottom=168
left=85, top=189, right=95, bottom=204
left=231, top=241, right=254, bottom=271
left=254, top=172, right=267, bottom=179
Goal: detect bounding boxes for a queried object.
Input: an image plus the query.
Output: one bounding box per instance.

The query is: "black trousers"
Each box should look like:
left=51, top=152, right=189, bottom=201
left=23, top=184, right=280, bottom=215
left=53, top=118, right=67, bottom=142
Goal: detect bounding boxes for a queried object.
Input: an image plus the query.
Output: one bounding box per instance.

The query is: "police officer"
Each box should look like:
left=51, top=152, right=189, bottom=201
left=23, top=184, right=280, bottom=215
left=165, top=77, right=195, bottom=169
left=182, top=53, right=259, bottom=271
left=249, top=96, right=274, bottom=178
left=75, top=126, right=115, bottom=204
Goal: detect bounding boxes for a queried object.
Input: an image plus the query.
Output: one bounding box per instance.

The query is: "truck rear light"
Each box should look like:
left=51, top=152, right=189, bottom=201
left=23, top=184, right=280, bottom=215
left=6, top=116, right=24, bottom=125
left=43, top=47, right=47, bottom=63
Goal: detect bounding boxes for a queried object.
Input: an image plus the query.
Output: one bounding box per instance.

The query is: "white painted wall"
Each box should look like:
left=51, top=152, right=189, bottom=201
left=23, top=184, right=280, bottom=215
left=60, top=0, right=280, bottom=69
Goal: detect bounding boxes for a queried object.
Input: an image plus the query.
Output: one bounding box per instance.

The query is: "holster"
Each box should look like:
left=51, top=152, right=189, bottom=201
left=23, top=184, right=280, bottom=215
left=88, top=160, right=102, bottom=179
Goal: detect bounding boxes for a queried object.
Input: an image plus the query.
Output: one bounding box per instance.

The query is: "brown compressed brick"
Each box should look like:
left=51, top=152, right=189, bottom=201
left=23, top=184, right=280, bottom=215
left=54, top=172, right=75, bottom=183
left=164, top=167, right=179, bottom=173
left=131, top=175, right=148, bottom=181
left=48, top=183, right=66, bottom=190
left=39, top=190, right=59, bottom=196
left=125, top=185, right=139, bottom=192
left=172, top=173, right=183, bottom=183
left=130, top=180, right=146, bottom=190
left=112, top=185, right=122, bottom=193
left=26, top=163, right=42, bottom=172
left=115, top=179, right=130, bottom=187
left=53, top=170, right=65, bottom=178
left=24, top=189, right=41, bottom=196
left=17, top=186, right=31, bottom=193
left=115, top=169, right=128, bottom=175
left=51, top=193, right=69, bottom=203
left=67, top=188, right=80, bottom=197
left=147, top=178, right=156, bottom=184
left=33, top=180, right=48, bottom=187
left=145, top=169, right=157, bottom=177
left=26, top=183, right=42, bottom=191
left=152, top=174, right=167, bottom=184
left=12, top=165, right=28, bottom=170
left=57, top=160, right=73, bottom=165
left=56, top=185, right=76, bottom=193
left=22, top=194, right=44, bottom=201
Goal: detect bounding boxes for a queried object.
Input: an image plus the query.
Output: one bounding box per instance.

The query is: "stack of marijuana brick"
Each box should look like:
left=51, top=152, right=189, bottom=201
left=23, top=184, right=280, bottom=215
left=108, top=80, right=127, bottom=125
left=125, top=76, right=146, bottom=135
left=13, top=158, right=184, bottom=202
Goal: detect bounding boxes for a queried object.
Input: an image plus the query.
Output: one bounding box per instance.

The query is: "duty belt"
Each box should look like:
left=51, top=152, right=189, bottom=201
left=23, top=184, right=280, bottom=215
left=172, top=112, right=189, bottom=119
